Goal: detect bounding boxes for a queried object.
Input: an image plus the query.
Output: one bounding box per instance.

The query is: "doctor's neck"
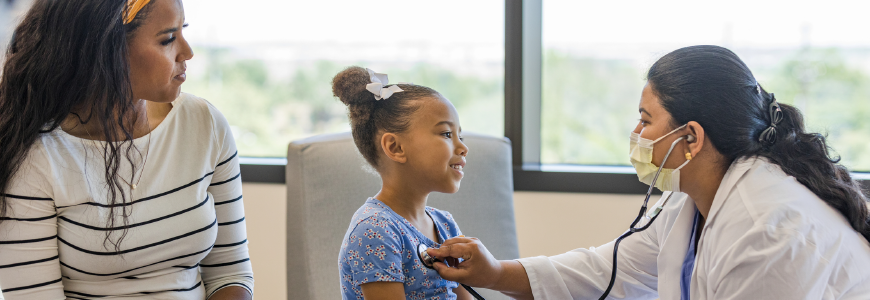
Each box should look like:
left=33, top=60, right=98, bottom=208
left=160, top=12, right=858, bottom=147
left=679, top=151, right=728, bottom=219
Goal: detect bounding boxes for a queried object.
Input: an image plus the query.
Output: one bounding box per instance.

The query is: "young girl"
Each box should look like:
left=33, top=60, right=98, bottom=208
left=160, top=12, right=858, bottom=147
left=334, top=66, right=473, bottom=300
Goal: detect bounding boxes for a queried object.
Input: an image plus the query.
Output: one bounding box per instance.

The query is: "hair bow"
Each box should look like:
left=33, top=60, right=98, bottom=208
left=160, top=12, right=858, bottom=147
left=365, top=68, right=404, bottom=100
left=758, top=93, right=783, bottom=145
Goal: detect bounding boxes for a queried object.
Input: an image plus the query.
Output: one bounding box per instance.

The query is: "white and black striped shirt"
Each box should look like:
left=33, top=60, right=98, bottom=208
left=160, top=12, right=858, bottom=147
left=0, top=93, right=254, bottom=299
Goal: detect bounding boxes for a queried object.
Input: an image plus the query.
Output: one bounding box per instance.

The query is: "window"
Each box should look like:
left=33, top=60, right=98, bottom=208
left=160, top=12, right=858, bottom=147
left=508, top=0, right=868, bottom=193
left=539, top=0, right=870, bottom=172
left=182, top=0, right=505, bottom=157
left=2, top=0, right=867, bottom=189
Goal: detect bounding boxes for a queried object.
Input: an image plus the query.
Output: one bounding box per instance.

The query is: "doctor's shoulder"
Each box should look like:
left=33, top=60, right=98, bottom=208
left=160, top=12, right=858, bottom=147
left=727, top=159, right=869, bottom=251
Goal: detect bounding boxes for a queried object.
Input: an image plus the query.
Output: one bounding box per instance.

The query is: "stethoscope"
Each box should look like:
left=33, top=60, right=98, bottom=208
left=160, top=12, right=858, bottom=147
left=417, top=243, right=487, bottom=300
left=598, top=134, right=692, bottom=300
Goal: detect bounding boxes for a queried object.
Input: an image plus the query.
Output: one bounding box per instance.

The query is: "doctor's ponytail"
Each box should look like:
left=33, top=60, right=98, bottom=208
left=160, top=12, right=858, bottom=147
left=755, top=90, right=870, bottom=242
left=647, top=45, right=870, bottom=243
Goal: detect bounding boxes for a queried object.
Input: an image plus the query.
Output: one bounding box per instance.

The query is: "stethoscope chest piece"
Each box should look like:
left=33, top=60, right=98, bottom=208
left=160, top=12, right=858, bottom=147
left=417, top=243, right=439, bottom=268
left=416, top=243, right=487, bottom=300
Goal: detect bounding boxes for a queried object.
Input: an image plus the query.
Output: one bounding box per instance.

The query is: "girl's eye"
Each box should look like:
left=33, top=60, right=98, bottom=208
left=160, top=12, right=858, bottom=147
left=442, top=132, right=452, bottom=139
left=161, top=36, right=177, bottom=46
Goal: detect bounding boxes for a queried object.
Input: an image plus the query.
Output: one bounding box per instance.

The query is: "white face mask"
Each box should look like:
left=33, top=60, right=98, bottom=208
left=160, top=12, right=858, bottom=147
left=629, top=124, right=691, bottom=192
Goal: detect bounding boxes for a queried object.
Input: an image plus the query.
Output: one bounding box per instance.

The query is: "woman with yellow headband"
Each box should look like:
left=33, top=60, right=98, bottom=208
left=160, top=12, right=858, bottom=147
left=0, top=0, right=253, bottom=299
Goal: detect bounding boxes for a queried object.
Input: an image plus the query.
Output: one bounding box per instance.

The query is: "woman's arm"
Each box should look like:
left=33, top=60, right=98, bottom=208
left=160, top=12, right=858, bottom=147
left=0, top=155, right=65, bottom=299
left=360, top=282, right=406, bottom=300
left=200, top=103, right=254, bottom=298
left=207, top=286, right=252, bottom=300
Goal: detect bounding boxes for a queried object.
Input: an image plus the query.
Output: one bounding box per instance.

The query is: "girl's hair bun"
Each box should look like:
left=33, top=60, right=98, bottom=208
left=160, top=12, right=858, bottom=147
left=331, top=66, right=439, bottom=168
left=332, top=66, right=373, bottom=107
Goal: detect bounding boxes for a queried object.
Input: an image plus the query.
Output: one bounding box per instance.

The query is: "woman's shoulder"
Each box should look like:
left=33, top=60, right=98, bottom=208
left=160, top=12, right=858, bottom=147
left=727, top=157, right=859, bottom=244
left=7, top=137, right=54, bottom=197
left=171, top=93, right=234, bottom=151
left=173, top=93, right=230, bottom=128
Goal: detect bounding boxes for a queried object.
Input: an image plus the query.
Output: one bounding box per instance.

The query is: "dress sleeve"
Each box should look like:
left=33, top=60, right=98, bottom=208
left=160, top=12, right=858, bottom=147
left=0, top=150, right=65, bottom=299
left=708, top=226, right=828, bottom=299
left=516, top=197, right=668, bottom=300
left=342, top=215, right=406, bottom=285
left=200, top=102, right=254, bottom=298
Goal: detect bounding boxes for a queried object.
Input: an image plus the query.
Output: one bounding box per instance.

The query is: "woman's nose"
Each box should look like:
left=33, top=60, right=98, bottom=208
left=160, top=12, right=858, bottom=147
left=177, top=37, right=194, bottom=61
left=633, top=122, right=643, bottom=134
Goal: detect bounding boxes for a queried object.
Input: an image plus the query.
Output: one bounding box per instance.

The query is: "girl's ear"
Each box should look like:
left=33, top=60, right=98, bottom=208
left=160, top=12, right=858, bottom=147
left=380, top=133, right=407, bottom=164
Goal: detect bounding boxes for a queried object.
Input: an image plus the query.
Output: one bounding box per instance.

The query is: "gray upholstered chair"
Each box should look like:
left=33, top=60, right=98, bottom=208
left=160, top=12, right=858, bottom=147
left=286, top=132, right=519, bottom=300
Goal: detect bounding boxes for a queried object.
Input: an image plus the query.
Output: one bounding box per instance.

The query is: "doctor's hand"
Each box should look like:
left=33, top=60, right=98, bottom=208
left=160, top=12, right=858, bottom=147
left=427, top=237, right=534, bottom=299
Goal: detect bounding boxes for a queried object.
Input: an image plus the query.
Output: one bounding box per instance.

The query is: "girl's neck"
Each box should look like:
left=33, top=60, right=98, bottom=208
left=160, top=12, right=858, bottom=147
left=374, top=178, right=430, bottom=224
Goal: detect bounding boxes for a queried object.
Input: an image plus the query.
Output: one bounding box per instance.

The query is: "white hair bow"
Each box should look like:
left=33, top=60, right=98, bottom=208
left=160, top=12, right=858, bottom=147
left=365, top=68, right=405, bottom=100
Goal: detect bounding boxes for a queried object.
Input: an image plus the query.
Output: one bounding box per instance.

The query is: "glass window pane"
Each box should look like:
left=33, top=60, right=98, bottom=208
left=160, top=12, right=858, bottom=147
left=183, top=0, right=504, bottom=157
left=541, top=0, right=870, bottom=172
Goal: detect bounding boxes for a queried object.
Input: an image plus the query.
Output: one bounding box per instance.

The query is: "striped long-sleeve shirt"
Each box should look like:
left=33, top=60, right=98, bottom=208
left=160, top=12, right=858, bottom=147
left=0, top=93, right=254, bottom=299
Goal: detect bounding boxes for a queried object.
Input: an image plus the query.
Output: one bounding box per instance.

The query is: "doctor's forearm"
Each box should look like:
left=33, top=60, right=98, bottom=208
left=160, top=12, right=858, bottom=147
left=491, top=260, right=534, bottom=300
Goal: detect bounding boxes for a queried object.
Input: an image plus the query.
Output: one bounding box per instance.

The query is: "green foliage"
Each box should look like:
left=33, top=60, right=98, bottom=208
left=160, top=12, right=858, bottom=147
left=541, top=50, right=644, bottom=166
left=182, top=48, right=503, bottom=157
left=541, top=47, right=870, bottom=171
left=761, top=48, right=870, bottom=171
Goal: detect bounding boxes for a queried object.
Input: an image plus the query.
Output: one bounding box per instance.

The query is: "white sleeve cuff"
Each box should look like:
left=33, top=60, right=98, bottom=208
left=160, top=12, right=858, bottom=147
left=516, top=256, right=574, bottom=300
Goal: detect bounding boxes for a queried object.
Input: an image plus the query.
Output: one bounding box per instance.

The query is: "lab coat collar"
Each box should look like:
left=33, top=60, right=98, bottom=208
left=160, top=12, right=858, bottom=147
left=705, top=157, right=757, bottom=228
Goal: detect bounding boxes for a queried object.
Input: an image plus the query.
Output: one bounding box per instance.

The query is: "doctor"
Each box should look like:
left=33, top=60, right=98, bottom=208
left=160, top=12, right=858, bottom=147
left=427, top=45, right=870, bottom=299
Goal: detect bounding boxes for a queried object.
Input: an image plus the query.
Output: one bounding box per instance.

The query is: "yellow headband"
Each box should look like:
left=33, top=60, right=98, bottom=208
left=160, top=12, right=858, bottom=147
left=123, top=0, right=152, bottom=25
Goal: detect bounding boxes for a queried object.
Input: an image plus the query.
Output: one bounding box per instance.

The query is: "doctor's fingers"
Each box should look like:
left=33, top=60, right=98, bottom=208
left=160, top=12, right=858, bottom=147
left=429, top=239, right=481, bottom=260
left=440, top=236, right=478, bottom=247
left=432, top=249, right=503, bottom=288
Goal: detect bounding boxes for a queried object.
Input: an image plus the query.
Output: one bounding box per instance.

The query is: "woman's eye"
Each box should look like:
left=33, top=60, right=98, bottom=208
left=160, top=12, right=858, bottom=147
left=442, top=132, right=452, bottom=139
left=161, top=36, right=177, bottom=46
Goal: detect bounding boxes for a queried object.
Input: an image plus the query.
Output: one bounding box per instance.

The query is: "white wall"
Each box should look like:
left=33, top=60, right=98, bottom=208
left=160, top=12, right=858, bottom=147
left=242, top=183, right=643, bottom=299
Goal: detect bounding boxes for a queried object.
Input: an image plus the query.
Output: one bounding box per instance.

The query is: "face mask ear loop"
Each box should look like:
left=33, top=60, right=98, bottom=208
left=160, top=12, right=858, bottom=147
left=674, top=157, right=691, bottom=171
left=632, top=136, right=685, bottom=229
left=651, top=124, right=688, bottom=144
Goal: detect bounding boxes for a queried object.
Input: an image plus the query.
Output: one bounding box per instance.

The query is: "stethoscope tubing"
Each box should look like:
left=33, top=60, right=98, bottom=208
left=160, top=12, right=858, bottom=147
left=418, top=243, right=486, bottom=300
left=598, top=136, right=685, bottom=300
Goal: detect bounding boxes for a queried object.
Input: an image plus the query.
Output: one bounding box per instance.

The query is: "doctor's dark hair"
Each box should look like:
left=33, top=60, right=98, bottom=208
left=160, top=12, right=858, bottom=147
left=647, top=45, right=870, bottom=242
left=332, top=66, right=439, bottom=168
left=0, top=0, right=155, bottom=252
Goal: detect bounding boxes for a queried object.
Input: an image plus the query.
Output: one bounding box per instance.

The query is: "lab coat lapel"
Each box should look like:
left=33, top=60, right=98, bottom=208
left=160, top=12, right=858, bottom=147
left=657, top=193, right=697, bottom=300
left=688, top=158, right=754, bottom=299
left=705, top=158, right=754, bottom=228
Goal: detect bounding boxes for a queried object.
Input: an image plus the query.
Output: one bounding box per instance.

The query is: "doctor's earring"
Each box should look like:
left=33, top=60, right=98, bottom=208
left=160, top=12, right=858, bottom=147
left=685, top=135, right=696, bottom=160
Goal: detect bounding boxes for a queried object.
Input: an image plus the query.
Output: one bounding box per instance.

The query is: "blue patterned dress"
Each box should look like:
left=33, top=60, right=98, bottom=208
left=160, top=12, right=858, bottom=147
left=339, top=198, right=463, bottom=300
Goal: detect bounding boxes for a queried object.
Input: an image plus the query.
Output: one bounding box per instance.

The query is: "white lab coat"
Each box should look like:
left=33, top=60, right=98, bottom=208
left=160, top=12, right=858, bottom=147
left=518, top=157, right=870, bottom=299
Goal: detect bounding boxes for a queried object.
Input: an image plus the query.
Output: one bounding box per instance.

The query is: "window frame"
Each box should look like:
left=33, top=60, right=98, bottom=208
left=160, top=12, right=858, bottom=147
left=239, top=0, right=870, bottom=196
